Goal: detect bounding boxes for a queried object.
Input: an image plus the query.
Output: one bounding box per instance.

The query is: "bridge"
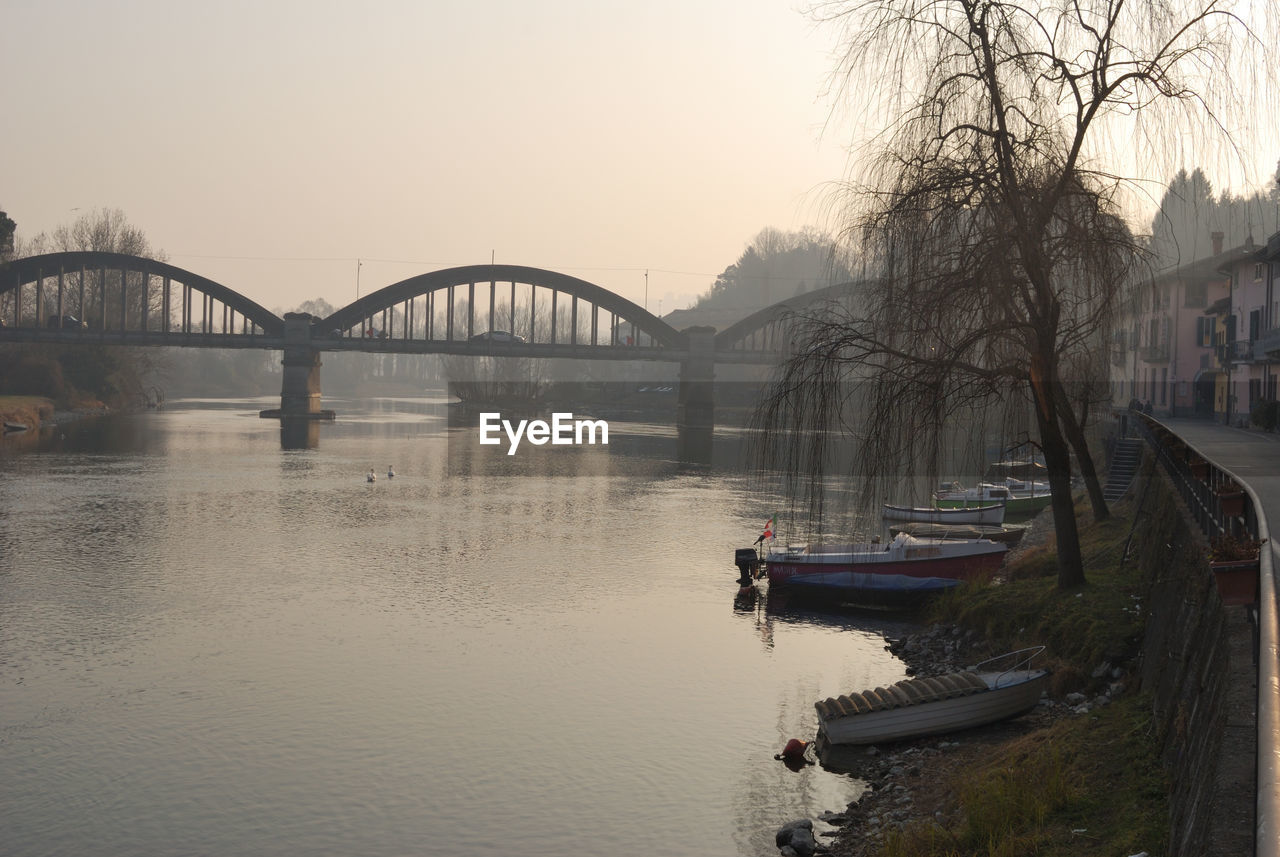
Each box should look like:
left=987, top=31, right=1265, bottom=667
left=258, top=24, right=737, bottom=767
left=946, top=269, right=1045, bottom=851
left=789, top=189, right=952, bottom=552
left=0, top=251, right=862, bottom=426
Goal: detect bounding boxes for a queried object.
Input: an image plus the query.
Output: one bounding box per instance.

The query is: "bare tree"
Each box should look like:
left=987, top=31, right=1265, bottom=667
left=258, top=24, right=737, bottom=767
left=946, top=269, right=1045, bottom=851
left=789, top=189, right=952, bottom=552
left=11, top=208, right=164, bottom=404
left=20, top=207, right=165, bottom=329
left=758, top=0, right=1272, bottom=587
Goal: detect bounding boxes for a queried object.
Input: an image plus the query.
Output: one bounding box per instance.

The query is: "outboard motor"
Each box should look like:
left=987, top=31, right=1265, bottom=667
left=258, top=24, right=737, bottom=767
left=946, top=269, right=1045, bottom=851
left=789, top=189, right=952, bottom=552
left=735, top=548, right=760, bottom=586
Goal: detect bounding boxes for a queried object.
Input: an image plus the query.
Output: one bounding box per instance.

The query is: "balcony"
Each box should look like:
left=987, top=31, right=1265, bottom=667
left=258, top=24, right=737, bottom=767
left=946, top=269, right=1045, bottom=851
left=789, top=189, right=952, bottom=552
left=1216, top=339, right=1257, bottom=365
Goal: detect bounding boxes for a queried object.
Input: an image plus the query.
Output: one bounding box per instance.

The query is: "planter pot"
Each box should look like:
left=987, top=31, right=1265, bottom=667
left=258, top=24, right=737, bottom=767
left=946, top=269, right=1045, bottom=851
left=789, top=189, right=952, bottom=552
left=1210, top=558, right=1259, bottom=606
left=1218, top=492, right=1245, bottom=517
left=1190, top=460, right=1209, bottom=479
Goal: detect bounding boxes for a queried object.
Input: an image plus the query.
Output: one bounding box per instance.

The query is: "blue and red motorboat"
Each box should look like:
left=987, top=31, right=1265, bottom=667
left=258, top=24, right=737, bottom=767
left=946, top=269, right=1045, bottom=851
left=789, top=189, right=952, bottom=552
left=738, top=532, right=1007, bottom=605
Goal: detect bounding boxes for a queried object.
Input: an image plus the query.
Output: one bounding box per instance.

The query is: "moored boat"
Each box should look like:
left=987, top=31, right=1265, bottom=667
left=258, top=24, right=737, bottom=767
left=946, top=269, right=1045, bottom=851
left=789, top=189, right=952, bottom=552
left=887, top=521, right=1027, bottom=546
left=882, top=501, right=1006, bottom=526
left=934, top=481, right=1052, bottom=518
left=755, top=532, right=1006, bottom=603
left=815, top=647, right=1049, bottom=745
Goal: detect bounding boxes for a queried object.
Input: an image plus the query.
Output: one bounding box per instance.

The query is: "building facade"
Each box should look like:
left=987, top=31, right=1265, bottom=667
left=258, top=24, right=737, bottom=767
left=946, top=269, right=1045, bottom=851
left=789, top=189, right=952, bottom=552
left=1115, top=230, right=1280, bottom=424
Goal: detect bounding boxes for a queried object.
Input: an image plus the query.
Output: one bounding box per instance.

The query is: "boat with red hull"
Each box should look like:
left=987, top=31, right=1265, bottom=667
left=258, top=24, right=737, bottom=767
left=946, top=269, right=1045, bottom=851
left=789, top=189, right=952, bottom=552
left=757, top=533, right=1006, bottom=604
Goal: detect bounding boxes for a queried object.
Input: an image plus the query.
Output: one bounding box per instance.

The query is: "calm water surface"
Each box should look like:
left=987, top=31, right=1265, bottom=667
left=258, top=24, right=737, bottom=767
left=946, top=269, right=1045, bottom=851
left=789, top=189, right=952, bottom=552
left=0, top=396, right=912, bottom=856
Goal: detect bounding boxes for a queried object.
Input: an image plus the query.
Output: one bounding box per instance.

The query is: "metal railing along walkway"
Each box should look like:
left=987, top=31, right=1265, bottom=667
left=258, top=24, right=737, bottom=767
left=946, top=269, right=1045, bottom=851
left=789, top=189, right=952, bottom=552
left=1133, top=412, right=1278, bottom=857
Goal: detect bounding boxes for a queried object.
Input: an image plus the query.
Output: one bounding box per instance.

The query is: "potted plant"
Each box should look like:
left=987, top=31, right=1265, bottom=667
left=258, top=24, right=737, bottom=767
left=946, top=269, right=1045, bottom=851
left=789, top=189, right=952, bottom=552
left=1208, top=533, right=1267, bottom=606
left=1215, top=480, right=1246, bottom=517
left=1188, top=456, right=1209, bottom=479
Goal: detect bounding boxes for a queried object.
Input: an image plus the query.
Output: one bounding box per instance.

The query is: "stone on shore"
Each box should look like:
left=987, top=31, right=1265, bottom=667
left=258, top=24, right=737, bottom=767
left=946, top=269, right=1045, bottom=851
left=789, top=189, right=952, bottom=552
left=775, top=819, right=817, bottom=856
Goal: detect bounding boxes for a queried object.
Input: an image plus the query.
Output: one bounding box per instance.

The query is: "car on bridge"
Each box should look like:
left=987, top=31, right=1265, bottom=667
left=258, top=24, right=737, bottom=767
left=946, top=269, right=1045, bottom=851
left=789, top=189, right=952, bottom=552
left=46, top=315, right=86, bottom=329
left=469, top=331, right=526, bottom=343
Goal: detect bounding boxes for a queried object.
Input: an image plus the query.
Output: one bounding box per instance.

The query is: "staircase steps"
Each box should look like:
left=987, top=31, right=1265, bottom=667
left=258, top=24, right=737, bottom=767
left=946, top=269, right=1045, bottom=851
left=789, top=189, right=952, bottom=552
left=1103, top=438, right=1143, bottom=502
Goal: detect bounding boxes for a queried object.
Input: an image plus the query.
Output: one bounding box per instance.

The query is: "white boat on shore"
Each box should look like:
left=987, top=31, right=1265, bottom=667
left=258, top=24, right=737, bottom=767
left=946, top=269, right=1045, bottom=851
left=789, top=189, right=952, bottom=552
left=882, top=502, right=1006, bottom=526
left=815, top=647, right=1049, bottom=745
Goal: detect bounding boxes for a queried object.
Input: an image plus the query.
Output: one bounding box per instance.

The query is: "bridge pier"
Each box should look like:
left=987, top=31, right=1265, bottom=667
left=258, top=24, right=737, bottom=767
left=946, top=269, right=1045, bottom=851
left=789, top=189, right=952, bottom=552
left=260, top=314, right=335, bottom=420
left=677, top=327, right=716, bottom=461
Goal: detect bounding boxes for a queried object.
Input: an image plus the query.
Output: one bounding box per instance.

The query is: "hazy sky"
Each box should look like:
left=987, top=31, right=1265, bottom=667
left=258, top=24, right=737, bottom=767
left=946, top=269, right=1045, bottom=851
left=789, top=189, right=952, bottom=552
left=2, top=0, right=854, bottom=316
left=4, top=1, right=1275, bottom=319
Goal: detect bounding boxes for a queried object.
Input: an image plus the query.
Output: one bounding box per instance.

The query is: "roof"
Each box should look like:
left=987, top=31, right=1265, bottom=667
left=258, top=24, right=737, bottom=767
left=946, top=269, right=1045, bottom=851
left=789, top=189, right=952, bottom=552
left=1150, top=243, right=1260, bottom=285
left=1264, top=230, right=1280, bottom=262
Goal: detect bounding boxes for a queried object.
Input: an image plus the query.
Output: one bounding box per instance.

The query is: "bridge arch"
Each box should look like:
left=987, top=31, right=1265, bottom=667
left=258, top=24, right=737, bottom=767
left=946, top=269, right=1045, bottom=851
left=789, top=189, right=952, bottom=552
left=714, top=279, right=868, bottom=354
left=0, top=251, right=284, bottom=337
left=320, top=264, right=687, bottom=352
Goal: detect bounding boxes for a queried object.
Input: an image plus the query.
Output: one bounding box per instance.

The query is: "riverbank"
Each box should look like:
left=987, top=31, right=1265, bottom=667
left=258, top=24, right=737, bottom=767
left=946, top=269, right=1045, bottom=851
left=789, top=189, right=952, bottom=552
left=0, top=395, right=54, bottom=430
left=0, top=395, right=115, bottom=431
left=813, top=495, right=1170, bottom=857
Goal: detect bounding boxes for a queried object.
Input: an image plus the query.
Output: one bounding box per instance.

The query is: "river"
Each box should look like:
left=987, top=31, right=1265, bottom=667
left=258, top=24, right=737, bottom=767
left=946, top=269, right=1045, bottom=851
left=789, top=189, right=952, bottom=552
left=0, top=396, right=913, bottom=856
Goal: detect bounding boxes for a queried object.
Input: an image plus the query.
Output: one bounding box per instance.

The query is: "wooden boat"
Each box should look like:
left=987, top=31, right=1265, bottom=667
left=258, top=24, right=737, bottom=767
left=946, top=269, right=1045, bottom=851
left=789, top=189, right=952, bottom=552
left=882, top=502, right=1006, bottom=526
left=934, top=482, right=1052, bottom=518
left=758, top=533, right=1006, bottom=603
left=815, top=648, right=1049, bottom=745
left=888, top=522, right=1027, bottom=546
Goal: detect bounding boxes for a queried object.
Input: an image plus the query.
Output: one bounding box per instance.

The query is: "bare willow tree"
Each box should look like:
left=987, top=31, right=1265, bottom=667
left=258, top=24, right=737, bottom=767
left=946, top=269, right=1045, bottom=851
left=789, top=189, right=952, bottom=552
left=758, top=0, right=1271, bottom=587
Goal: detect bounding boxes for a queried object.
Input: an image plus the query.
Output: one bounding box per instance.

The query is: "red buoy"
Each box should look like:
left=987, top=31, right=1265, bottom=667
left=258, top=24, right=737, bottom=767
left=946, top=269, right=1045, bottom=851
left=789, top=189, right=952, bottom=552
left=779, top=738, right=809, bottom=760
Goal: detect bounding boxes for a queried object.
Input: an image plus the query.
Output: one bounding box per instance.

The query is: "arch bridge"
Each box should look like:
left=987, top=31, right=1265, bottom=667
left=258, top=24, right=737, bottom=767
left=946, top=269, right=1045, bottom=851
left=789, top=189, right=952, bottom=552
left=0, top=252, right=861, bottom=422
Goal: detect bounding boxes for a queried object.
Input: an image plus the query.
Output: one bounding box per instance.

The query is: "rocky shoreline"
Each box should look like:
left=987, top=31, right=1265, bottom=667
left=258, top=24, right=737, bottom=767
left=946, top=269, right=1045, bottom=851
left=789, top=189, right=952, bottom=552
left=774, top=621, right=1129, bottom=857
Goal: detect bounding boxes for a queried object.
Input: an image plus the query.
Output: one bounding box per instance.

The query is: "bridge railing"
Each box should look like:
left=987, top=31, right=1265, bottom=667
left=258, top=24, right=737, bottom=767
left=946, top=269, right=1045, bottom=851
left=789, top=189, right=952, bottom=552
left=1133, top=411, right=1279, bottom=857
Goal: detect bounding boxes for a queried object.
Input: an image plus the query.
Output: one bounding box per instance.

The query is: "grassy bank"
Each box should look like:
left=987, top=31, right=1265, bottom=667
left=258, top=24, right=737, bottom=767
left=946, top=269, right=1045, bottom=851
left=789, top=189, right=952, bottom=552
left=882, top=497, right=1169, bottom=856
left=0, top=395, right=54, bottom=429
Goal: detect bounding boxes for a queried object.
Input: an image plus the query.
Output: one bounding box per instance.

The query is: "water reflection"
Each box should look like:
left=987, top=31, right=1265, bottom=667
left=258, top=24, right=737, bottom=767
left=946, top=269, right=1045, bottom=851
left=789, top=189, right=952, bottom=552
left=279, top=417, right=321, bottom=449
left=0, top=399, right=917, bottom=857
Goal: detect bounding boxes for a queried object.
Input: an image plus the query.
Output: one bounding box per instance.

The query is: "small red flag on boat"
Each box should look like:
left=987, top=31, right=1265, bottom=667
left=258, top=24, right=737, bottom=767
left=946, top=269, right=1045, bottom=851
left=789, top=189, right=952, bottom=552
left=760, top=514, right=776, bottom=541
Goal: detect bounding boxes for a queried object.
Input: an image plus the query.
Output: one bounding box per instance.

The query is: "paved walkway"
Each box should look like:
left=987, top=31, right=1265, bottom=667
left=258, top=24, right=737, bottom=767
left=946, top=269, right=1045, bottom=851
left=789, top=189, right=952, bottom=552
left=1162, top=418, right=1280, bottom=534
left=1160, top=417, right=1279, bottom=856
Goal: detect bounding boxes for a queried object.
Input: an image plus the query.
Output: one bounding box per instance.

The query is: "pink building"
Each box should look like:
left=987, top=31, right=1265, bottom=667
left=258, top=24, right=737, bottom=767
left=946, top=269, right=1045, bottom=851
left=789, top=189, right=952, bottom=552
left=1115, top=230, right=1280, bottom=424
left=1213, top=232, right=1280, bottom=423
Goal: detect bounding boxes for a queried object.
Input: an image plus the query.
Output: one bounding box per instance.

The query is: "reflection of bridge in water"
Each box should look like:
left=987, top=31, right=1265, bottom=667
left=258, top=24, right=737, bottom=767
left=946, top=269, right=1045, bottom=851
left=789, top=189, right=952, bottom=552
left=0, top=251, right=861, bottom=434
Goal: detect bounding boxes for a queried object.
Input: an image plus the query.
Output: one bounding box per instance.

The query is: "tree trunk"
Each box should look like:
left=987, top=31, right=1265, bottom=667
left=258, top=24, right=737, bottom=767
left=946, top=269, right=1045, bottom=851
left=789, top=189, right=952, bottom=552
left=1055, top=387, right=1110, bottom=521
left=1029, top=360, right=1086, bottom=588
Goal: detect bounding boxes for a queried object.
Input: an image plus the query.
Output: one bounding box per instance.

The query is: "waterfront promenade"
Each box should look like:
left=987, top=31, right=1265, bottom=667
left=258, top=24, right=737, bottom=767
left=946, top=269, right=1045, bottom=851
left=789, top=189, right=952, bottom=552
left=1164, top=418, right=1280, bottom=526
left=1161, top=417, right=1279, bottom=857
